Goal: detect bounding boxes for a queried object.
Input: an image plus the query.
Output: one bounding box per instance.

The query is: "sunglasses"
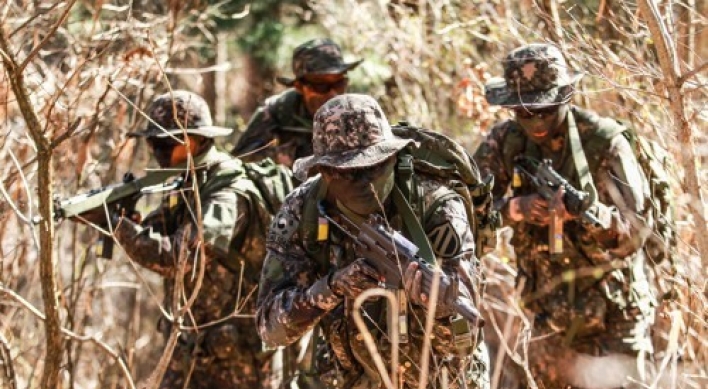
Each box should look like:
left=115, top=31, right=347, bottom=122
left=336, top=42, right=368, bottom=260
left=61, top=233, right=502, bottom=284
left=513, top=106, right=560, bottom=120
left=301, top=77, right=349, bottom=94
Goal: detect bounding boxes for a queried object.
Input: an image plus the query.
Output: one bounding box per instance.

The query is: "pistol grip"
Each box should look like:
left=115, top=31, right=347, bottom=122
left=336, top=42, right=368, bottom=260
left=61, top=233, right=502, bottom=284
left=99, top=236, right=114, bottom=259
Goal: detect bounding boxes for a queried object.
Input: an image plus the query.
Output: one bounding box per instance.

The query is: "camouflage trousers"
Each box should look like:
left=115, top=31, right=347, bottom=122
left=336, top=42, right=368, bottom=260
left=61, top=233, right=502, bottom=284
left=317, top=342, right=490, bottom=389
left=158, top=324, right=275, bottom=389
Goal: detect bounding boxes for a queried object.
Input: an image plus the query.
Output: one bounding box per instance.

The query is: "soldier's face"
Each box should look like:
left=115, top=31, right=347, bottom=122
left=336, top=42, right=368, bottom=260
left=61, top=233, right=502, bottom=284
left=514, top=104, right=568, bottom=144
left=296, top=74, right=349, bottom=116
left=321, top=157, right=396, bottom=215
left=147, top=135, right=202, bottom=168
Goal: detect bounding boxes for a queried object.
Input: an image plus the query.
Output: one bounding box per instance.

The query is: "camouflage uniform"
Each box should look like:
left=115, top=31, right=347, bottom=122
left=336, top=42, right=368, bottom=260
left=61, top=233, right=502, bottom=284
left=257, top=94, right=490, bottom=389
left=115, top=91, right=276, bottom=389
left=474, top=45, right=655, bottom=388
left=232, top=38, right=362, bottom=165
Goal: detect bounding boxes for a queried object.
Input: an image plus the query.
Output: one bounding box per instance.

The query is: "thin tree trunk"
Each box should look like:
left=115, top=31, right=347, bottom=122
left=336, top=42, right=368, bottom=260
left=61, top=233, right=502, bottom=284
left=637, top=0, right=708, bottom=272
left=0, top=25, right=63, bottom=389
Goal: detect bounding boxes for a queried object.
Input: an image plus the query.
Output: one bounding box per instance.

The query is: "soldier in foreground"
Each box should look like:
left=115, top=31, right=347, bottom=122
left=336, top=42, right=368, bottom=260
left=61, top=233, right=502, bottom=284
left=473, top=44, right=657, bottom=388
left=81, top=91, right=283, bottom=388
left=231, top=38, right=362, bottom=168
left=256, top=94, right=490, bottom=389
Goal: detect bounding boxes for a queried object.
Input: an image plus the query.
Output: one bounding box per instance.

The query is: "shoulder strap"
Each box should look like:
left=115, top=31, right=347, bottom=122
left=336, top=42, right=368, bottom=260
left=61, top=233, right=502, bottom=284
left=567, top=111, right=598, bottom=204
left=301, top=179, right=331, bottom=274
left=392, top=185, right=436, bottom=265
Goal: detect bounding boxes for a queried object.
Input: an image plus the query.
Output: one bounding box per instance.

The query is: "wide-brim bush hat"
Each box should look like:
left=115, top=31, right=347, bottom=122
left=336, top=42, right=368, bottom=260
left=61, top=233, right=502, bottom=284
left=277, top=38, right=363, bottom=87
left=293, top=93, right=415, bottom=178
left=485, top=43, right=583, bottom=108
left=129, top=90, right=232, bottom=138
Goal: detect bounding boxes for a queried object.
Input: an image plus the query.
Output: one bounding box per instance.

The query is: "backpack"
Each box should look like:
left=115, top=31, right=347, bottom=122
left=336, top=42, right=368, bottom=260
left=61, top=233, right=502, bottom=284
left=202, top=157, right=293, bottom=270
left=391, top=122, right=501, bottom=256
left=621, top=128, right=678, bottom=273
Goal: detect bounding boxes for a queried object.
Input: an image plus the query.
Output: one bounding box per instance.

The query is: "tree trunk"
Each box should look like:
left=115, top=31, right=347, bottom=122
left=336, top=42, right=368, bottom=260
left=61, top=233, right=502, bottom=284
left=637, top=0, right=708, bottom=272
left=0, top=26, right=63, bottom=389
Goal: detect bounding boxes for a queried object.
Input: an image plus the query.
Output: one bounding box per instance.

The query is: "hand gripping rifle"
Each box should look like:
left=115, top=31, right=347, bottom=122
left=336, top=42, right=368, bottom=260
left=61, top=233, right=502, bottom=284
left=514, top=157, right=606, bottom=228
left=54, top=169, right=184, bottom=258
left=321, top=208, right=485, bottom=328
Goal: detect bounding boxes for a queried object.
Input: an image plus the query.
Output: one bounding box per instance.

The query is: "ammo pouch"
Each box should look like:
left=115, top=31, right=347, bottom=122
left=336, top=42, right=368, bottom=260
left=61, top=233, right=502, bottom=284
left=449, top=314, right=477, bottom=355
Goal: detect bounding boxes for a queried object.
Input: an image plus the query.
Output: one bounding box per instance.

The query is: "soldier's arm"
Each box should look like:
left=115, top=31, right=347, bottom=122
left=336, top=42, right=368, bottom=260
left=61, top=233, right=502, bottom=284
left=424, top=195, right=482, bottom=354
left=584, top=134, right=650, bottom=256
left=112, top=186, right=241, bottom=277
left=256, top=186, right=342, bottom=347
left=472, top=122, right=513, bottom=210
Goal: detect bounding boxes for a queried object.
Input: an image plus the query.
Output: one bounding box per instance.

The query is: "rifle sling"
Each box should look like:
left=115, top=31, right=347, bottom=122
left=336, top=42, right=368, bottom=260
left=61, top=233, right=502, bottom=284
left=567, top=110, right=598, bottom=203
left=392, top=185, right=437, bottom=265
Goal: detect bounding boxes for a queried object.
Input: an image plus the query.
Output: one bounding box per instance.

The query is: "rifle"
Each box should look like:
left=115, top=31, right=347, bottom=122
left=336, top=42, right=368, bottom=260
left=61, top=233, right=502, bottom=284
left=54, top=169, right=184, bottom=258
left=514, top=157, right=606, bottom=228
left=321, top=208, right=485, bottom=328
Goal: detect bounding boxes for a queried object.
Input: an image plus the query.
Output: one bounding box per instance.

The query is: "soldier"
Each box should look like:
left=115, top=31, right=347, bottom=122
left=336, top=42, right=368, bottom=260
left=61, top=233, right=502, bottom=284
left=256, top=94, right=490, bottom=389
left=94, top=90, right=281, bottom=388
left=473, top=44, right=656, bottom=388
left=231, top=38, right=362, bottom=168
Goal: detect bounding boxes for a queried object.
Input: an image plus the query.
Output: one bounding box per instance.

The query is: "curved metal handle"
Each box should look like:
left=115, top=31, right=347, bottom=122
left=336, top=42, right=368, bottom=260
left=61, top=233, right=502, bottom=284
left=352, top=288, right=399, bottom=389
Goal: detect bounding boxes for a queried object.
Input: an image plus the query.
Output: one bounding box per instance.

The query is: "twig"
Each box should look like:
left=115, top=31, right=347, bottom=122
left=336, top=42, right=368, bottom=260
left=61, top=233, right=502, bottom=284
left=17, top=0, right=79, bottom=74
left=0, top=283, right=136, bottom=389
left=0, top=330, right=17, bottom=389
left=678, top=60, right=708, bottom=86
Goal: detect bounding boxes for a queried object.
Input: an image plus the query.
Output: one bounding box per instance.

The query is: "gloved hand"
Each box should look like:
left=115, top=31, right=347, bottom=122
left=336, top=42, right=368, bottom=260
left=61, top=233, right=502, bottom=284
left=329, top=258, right=382, bottom=300
left=70, top=207, right=113, bottom=226
left=403, top=262, right=427, bottom=306
left=404, top=262, right=456, bottom=312
left=509, top=190, right=579, bottom=226
left=507, top=193, right=551, bottom=225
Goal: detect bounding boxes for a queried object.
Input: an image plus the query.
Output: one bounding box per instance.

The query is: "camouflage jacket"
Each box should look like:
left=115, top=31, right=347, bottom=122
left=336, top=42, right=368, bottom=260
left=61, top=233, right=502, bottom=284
left=232, top=89, right=314, bottom=164
left=473, top=106, right=655, bottom=353
left=114, top=147, right=270, bottom=330
left=256, top=175, right=489, bottom=389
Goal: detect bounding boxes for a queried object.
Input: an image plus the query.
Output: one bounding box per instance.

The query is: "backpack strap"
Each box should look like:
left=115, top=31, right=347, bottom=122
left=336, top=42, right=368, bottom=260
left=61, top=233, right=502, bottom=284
left=301, top=178, right=331, bottom=274
left=567, top=110, right=599, bottom=204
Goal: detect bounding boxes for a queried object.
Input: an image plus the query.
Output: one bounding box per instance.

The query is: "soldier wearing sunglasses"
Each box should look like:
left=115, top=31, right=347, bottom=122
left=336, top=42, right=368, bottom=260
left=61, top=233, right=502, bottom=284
left=231, top=38, right=362, bottom=169
left=473, top=44, right=656, bottom=388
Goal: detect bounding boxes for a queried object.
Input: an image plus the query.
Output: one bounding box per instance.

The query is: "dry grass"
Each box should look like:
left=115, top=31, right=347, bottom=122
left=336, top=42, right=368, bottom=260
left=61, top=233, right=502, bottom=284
left=1, top=0, right=707, bottom=388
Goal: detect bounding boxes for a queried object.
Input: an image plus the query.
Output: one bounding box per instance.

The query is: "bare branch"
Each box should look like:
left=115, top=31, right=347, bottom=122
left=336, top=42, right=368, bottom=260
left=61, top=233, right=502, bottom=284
left=17, top=0, right=79, bottom=75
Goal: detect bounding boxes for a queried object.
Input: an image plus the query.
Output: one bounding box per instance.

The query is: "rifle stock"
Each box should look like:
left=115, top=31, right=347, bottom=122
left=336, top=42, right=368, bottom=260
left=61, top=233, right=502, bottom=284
left=323, top=209, right=484, bottom=328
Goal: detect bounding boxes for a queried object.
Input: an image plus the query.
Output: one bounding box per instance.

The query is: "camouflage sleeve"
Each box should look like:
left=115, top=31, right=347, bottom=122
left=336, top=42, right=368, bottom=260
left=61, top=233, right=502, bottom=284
left=425, top=194, right=481, bottom=319
left=231, top=106, right=278, bottom=158
left=256, top=183, right=342, bottom=347
left=472, top=122, right=512, bottom=206
left=585, top=134, right=650, bottom=256
left=113, top=186, right=240, bottom=277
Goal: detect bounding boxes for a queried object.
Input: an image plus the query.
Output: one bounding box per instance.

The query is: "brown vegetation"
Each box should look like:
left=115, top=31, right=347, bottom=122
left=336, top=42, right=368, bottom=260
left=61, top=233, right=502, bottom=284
left=1, top=0, right=706, bottom=387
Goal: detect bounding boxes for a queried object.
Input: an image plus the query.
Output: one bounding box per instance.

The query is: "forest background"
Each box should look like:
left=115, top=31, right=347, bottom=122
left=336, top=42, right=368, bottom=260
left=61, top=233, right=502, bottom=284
left=0, top=0, right=706, bottom=388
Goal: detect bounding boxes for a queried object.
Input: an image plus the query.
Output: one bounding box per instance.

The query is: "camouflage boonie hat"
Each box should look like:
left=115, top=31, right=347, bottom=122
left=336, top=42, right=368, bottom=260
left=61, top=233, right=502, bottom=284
left=129, top=90, right=232, bottom=138
left=277, top=38, right=363, bottom=86
left=293, top=94, right=415, bottom=178
left=485, top=43, right=583, bottom=108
